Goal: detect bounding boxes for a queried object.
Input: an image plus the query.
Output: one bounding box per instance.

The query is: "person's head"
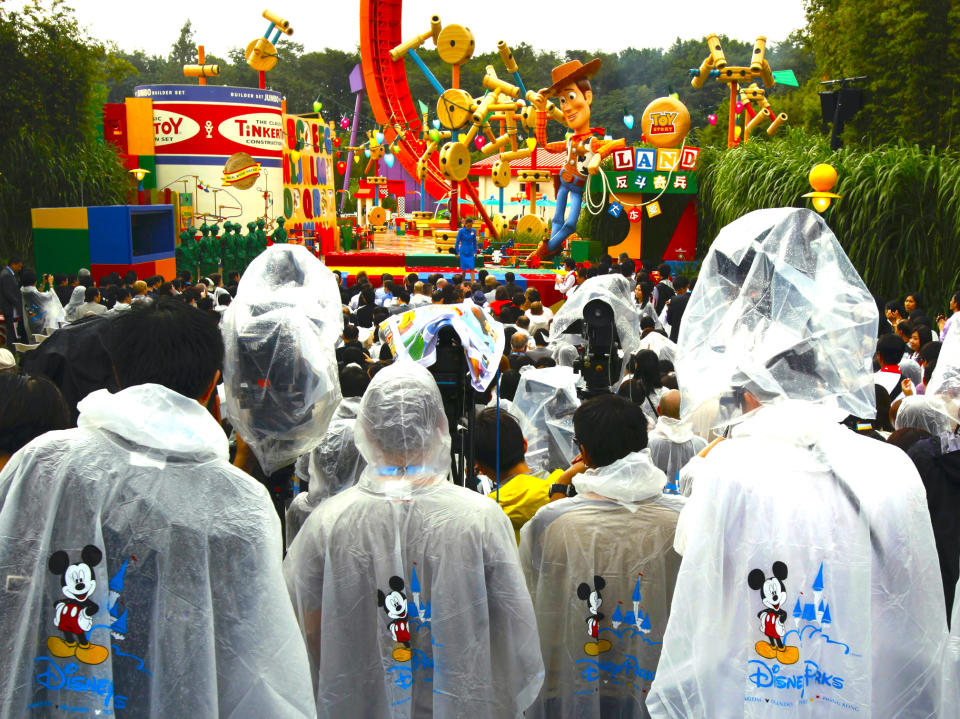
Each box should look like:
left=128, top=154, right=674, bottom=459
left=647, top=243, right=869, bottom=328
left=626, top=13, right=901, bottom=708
left=210, top=273, right=222, bottom=287
left=657, top=262, right=672, bottom=281
left=485, top=275, right=498, bottom=289
left=887, top=427, right=934, bottom=454
left=353, top=361, right=449, bottom=475
left=511, top=332, right=529, bottom=353
left=77, top=268, right=92, bottom=287
left=639, top=316, right=655, bottom=333
left=908, top=325, right=933, bottom=354
left=108, top=299, right=223, bottom=403
left=515, top=315, right=530, bottom=330
left=494, top=286, right=509, bottom=301
left=919, top=340, right=942, bottom=371
left=197, top=295, right=214, bottom=312
left=505, top=271, right=515, bottom=284
left=122, top=270, right=137, bottom=285
left=511, top=292, right=525, bottom=308
left=874, top=384, right=894, bottom=432
left=529, top=301, right=544, bottom=316
left=0, top=374, right=71, bottom=461
left=361, top=286, right=376, bottom=306
left=395, top=288, right=410, bottom=305
left=53, top=273, right=67, bottom=287
left=464, top=217, right=474, bottom=228
left=573, top=394, right=648, bottom=468
left=6, top=255, right=23, bottom=271
left=876, top=333, right=906, bottom=366
left=498, top=369, right=521, bottom=401
left=133, top=280, right=148, bottom=296
left=356, top=270, right=368, bottom=285
left=904, top=292, right=922, bottom=314
left=431, top=290, right=444, bottom=304
left=156, top=282, right=173, bottom=298
left=674, top=275, right=690, bottom=293
left=628, top=349, right=661, bottom=390
left=565, top=258, right=576, bottom=271
left=885, top=300, right=905, bottom=324
left=895, top=319, right=915, bottom=344
left=380, top=273, right=394, bottom=287
left=950, top=290, right=960, bottom=313
left=20, top=267, right=37, bottom=286
left=451, top=274, right=463, bottom=286
left=339, top=363, right=370, bottom=398
left=84, top=286, right=100, bottom=304
left=343, top=324, right=359, bottom=342
left=658, top=389, right=682, bottom=419
left=473, top=408, right=527, bottom=479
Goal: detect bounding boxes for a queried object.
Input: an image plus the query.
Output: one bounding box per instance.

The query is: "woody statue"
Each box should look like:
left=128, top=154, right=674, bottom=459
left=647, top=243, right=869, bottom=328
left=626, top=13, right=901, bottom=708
left=527, top=59, right=625, bottom=263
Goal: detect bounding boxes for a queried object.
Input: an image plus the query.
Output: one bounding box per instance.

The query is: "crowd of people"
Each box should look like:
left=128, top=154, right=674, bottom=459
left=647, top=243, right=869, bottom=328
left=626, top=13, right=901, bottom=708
left=2, top=206, right=960, bottom=717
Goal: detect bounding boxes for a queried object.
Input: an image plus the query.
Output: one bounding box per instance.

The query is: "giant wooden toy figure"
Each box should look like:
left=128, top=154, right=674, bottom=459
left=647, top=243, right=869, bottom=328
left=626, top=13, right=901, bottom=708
left=527, top=59, right=625, bottom=262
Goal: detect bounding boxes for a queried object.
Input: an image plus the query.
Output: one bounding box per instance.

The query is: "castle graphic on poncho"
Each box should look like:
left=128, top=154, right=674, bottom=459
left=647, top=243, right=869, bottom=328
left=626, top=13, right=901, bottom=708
left=791, top=562, right=832, bottom=628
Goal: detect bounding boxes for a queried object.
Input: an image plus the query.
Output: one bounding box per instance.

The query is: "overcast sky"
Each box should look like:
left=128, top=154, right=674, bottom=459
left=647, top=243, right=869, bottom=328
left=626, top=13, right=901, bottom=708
left=19, top=0, right=806, bottom=56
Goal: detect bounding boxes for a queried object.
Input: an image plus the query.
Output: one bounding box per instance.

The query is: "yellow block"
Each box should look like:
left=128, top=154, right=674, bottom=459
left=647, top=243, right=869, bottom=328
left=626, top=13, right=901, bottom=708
left=31, top=207, right=88, bottom=230
left=125, top=97, right=155, bottom=156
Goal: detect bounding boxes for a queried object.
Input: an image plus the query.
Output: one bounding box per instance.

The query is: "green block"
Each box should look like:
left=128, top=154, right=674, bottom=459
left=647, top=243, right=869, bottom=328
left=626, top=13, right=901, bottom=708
left=406, top=253, right=457, bottom=267
left=341, top=225, right=354, bottom=251
left=32, top=228, right=90, bottom=276
left=139, top=155, right=157, bottom=190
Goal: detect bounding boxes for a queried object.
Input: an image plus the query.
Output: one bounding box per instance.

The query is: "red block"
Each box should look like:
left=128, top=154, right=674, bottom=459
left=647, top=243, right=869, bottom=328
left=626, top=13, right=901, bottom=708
left=90, top=257, right=177, bottom=284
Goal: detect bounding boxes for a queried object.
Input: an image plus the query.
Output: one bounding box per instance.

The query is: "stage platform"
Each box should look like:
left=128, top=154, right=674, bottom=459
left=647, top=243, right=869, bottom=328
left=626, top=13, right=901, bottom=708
left=325, top=230, right=564, bottom=307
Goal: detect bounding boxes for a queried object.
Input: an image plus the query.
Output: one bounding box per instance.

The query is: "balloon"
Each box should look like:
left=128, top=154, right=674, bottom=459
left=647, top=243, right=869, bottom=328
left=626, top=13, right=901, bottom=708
left=623, top=113, right=635, bottom=130
left=707, top=114, right=718, bottom=126
left=340, top=117, right=350, bottom=130
left=384, top=153, right=395, bottom=167
left=313, top=100, right=323, bottom=113
left=475, top=136, right=485, bottom=150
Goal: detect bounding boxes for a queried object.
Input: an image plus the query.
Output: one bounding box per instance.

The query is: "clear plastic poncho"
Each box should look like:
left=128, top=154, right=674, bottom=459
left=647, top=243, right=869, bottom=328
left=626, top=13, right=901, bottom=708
left=894, top=394, right=956, bottom=436
left=63, top=286, right=86, bottom=323
left=647, top=416, right=708, bottom=491
left=926, top=319, right=960, bottom=427
left=21, top=286, right=64, bottom=341
left=647, top=399, right=947, bottom=717
left=0, top=383, right=315, bottom=718
left=519, top=450, right=684, bottom=719
left=512, top=366, right=581, bottom=475
left=221, top=244, right=342, bottom=474
left=549, top=274, right=642, bottom=385
left=285, top=396, right=365, bottom=546
left=637, top=330, right=677, bottom=365
left=676, top=208, right=878, bottom=428
left=283, top=361, right=544, bottom=718
left=944, top=580, right=960, bottom=716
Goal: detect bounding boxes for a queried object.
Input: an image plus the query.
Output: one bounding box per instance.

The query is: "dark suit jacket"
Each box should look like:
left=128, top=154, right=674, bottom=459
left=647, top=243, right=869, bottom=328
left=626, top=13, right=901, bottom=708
left=666, top=293, right=690, bottom=343
left=0, top=266, right=19, bottom=314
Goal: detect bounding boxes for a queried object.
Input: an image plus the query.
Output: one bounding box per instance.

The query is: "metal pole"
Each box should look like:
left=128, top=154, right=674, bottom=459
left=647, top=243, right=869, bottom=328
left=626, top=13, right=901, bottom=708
left=340, top=90, right=363, bottom=213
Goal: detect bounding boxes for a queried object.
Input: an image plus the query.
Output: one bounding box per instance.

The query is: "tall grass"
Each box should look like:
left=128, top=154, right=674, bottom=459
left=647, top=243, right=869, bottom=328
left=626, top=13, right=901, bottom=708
left=698, top=129, right=960, bottom=310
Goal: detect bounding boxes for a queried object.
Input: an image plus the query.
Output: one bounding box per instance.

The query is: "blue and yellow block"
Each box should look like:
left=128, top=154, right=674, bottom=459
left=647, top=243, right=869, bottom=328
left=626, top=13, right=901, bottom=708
left=31, top=205, right=176, bottom=284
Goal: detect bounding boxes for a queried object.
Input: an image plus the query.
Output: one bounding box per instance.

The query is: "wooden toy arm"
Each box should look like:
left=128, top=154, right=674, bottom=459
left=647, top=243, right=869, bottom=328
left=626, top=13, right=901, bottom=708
left=586, top=137, right=626, bottom=174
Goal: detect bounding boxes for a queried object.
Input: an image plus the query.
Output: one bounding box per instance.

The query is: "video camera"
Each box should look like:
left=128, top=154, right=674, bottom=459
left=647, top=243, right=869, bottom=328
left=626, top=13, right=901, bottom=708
left=428, top=325, right=476, bottom=487
left=567, top=298, right=622, bottom=397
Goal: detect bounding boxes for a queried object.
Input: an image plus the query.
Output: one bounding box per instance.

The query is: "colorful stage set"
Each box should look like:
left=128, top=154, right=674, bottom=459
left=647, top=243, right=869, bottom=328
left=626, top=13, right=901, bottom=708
left=28, top=5, right=796, bottom=299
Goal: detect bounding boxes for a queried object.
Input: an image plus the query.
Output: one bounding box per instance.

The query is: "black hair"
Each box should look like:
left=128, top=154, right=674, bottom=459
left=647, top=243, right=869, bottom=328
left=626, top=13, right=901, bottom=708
left=210, top=273, right=222, bottom=286
left=108, top=299, right=223, bottom=399
left=343, top=324, right=360, bottom=341
left=919, top=340, right=942, bottom=365
left=885, top=299, right=905, bottom=316
left=565, top=259, right=576, bottom=270
left=7, top=254, right=22, bottom=265
left=574, top=393, right=648, bottom=467
left=361, top=286, right=376, bottom=305
left=431, top=290, right=444, bottom=302
left=904, top=290, right=923, bottom=307
left=379, top=343, right=393, bottom=360
left=339, top=364, right=370, bottom=397
left=639, top=316, right=655, bottom=331
left=674, top=275, right=690, bottom=291
left=474, top=407, right=526, bottom=475
left=84, top=286, right=99, bottom=303
left=20, top=267, right=37, bottom=286
left=228, top=271, right=240, bottom=284
left=505, top=272, right=515, bottom=283
left=874, top=385, right=893, bottom=432
left=887, top=427, right=933, bottom=453
left=877, top=334, right=905, bottom=365
left=0, top=374, right=72, bottom=455
left=912, top=325, right=933, bottom=348
left=499, top=369, right=521, bottom=401
left=101, top=286, right=118, bottom=309
left=619, top=258, right=635, bottom=276
left=53, top=273, right=66, bottom=285
left=78, top=275, right=92, bottom=288
left=657, top=262, right=672, bottom=279
left=395, top=288, right=410, bottom=303
left=114, top=286, right=131, bottom=301
left=123, top=270, right=137, bottom=284
left=534, top=357, right=556, bottom=368
left=494, top=286, right=509, bottom=301
left=197, top=295, right=214, bottom=312
left=533, top=328, right=549, bottom=347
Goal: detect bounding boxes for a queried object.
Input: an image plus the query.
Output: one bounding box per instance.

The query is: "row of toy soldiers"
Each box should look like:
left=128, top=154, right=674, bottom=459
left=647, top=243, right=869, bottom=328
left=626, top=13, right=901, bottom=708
left=175, top=217, right=288, bottom=281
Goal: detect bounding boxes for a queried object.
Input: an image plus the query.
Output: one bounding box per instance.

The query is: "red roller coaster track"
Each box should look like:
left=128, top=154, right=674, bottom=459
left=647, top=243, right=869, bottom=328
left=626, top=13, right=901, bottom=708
left=359, top=0, right=448, bottom=202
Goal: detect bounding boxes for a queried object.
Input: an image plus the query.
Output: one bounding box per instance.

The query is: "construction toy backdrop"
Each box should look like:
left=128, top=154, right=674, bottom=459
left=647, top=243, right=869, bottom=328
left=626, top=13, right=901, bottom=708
left=281, top=115, right=339, bottom=253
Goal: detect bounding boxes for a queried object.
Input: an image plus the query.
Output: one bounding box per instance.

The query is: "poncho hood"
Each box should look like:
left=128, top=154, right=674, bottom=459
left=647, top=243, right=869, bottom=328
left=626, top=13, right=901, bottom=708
left=574, top=449, right=666, bottom=509
left=652, top=415, right=696, bottom=444
left=77, top=384, right=227, bottom=462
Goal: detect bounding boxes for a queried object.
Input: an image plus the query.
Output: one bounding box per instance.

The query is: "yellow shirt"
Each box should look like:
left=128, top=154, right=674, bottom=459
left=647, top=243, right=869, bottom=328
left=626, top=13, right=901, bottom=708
left=490, top=471, right=561, bottom=542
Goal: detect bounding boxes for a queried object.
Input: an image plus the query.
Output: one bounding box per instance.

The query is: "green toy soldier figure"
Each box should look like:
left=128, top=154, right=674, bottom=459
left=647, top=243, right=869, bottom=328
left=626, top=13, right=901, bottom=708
left=256, top=218, right=268, bottom=253
left=176, top=229, right=195, bottom=281
left=243, top=221, right=259, bottom=273
left=198, top=222, right=220, bottom=279
left=223, top=223, right=240, bottom=276
left=270, top=216, right=288, bottom=244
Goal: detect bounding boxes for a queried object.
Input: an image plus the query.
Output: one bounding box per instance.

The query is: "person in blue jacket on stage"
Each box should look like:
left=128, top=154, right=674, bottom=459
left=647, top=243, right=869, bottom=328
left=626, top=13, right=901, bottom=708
left=454, top=217, right=478, bottom=282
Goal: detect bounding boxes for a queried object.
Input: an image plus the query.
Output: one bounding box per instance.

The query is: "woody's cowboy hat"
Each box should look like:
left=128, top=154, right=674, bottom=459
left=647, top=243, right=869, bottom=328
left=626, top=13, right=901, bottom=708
left=542, top=58, right=603, bottom=98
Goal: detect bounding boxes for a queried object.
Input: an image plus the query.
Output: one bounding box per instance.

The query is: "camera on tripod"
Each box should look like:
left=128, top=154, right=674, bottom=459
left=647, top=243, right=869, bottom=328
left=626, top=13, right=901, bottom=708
left=428, top=325, right=476, bottom=487
left=567, top=298, right=622, bottom=396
